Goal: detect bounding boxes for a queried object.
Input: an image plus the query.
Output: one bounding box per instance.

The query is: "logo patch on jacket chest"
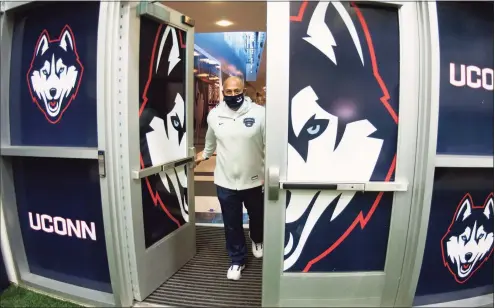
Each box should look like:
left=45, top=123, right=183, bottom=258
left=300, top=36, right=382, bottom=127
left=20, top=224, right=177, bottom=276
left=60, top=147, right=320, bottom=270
left=243, top=117, right=255, bottom=127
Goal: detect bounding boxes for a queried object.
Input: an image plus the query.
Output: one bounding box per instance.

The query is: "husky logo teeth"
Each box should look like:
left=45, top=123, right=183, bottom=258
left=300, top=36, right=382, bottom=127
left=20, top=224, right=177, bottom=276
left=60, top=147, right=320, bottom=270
left=27, top=25, right=83, bottom=124
left=441, top=193, right=494, bottom=283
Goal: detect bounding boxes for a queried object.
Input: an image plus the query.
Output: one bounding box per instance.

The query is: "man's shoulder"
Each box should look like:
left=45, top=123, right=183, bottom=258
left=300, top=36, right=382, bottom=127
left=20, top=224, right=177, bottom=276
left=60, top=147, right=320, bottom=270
left=250, top=103, right=266, bottom=117
left=253, top=105, right=265, bottom=122
left=207, top=106, right=220, bottom=120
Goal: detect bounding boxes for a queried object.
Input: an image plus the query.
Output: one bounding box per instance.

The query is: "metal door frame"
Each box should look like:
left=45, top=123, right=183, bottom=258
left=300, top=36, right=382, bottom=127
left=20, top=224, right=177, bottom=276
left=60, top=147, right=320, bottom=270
left=395, top=3, right=495, bottom=307
left=263, top=1, right=422, bottom=306
left=116, top=2, right=196, bottom=301
left=0, top=1, right=130, bottom=306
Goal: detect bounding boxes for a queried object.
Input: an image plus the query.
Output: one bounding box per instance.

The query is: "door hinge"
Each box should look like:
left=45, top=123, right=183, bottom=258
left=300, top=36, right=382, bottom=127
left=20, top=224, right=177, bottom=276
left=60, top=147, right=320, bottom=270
left=182, top=15, right=195, bottom=27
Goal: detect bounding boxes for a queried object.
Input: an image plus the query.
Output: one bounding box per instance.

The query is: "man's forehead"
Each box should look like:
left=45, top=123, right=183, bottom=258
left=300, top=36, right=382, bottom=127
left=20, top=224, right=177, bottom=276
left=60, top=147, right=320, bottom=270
left=223, top=77, right=243, bottom=89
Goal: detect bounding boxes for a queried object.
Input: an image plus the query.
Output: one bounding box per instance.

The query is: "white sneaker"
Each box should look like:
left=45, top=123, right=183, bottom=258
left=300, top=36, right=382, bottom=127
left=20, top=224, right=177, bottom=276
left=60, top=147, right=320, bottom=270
left=252, top=242, right=263, bottom=258
left=227, top=264, right=245, bottom=281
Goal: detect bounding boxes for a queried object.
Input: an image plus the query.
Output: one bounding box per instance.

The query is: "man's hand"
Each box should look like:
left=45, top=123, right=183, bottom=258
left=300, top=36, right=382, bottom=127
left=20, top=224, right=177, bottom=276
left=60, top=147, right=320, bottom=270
left=195, top=151, right=205, bottom=166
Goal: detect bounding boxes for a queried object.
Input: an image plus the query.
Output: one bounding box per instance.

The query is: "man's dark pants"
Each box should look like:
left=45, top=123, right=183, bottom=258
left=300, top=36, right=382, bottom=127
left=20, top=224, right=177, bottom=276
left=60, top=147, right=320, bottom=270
left=216, top=185, right=264, bottom=265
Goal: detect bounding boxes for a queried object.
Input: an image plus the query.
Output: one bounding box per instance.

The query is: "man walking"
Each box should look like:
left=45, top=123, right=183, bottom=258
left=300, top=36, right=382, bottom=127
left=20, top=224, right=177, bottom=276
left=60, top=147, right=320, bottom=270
left=196, top=76, right=265, bottom=281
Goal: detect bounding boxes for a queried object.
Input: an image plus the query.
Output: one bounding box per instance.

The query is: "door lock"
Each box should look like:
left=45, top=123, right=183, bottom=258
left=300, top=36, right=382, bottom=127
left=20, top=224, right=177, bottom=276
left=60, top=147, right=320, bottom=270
left=188, top=147, right=196, bottom=168
left=98, top=150, right=106, bottom=178
left=267, top=167, right=280, bottom=201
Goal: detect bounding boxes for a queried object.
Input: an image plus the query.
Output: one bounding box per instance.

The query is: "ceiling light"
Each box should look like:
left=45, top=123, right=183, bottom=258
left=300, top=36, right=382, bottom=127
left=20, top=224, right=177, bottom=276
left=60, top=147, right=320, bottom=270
left=216, top=20, right=233, bottom=27
left=199, top=58, right=219, bottom=65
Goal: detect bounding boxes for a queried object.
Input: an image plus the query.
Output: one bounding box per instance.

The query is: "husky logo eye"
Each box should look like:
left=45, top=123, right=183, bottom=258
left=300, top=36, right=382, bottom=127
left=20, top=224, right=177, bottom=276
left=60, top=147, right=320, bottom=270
left=171, top=114, right=181, bottom=130
left=170, top=111, right=185, bottom=145
left=291, top=112, right=330, bottom=162
left=26, top=25, right=84, bottom=124
left=306, top=124, right=319, bottom=135
left=303, top=116, right=328, bottom=139
left=442, top=193, right=494, bottom=284
left=477, top=232, right=486, bottom=241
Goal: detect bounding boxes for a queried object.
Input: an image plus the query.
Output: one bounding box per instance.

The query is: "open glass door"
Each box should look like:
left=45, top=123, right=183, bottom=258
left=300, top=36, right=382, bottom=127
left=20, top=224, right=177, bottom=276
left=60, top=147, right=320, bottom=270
left=121, top=2, right=196, bottom=301
left=263, top=1, right=420, bottom=306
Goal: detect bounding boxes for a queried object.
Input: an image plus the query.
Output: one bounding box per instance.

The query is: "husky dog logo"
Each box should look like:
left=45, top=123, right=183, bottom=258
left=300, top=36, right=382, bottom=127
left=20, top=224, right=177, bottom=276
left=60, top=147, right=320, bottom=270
left=244, top=117, right=255, bottom=127
left=140, top=23, right=189, bottom=227
left=284, top=1, right=398, bottom=271
left=441, top=193, right=494, bottom=283
left=26, top=25, right=83, bottom=124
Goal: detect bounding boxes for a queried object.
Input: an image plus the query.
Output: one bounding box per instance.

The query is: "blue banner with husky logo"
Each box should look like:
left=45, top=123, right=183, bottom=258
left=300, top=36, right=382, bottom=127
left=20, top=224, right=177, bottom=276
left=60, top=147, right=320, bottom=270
left=436, top=2, right=494, bottom=156
left=414, top=3, right=494, bottom=305
left=7, top=2, right=110, bottom=293
left=414, top=167, right=494, bottom=305
left=284, top=2, right=399, bottom=273
left=9, top=2, right=99, bottom=147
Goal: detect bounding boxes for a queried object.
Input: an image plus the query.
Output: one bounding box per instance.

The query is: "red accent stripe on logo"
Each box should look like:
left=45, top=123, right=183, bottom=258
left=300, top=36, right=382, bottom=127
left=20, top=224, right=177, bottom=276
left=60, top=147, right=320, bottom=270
left=178, top=30, right=187, bottom=49
left=303, top=155, right=396, bottom=272
left=302, top=3, right=398, bottom=271
left=290, top=1, right=309, bottom=22
left=139, top=24, right=181, bottom=229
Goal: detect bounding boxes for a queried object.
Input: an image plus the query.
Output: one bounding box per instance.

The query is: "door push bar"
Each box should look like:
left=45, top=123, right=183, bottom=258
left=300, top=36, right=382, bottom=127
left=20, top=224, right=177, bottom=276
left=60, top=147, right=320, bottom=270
left=279, top=181, right=408, bottom=192
left=266, top=166, right=408, bottom=201
left=132, top=156, right=194, bottom=180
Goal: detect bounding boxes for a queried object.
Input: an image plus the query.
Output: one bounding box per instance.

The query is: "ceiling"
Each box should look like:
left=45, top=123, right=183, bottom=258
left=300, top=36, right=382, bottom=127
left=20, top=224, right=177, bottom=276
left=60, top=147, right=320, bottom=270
left=164, top=1, right=267, bottom=90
